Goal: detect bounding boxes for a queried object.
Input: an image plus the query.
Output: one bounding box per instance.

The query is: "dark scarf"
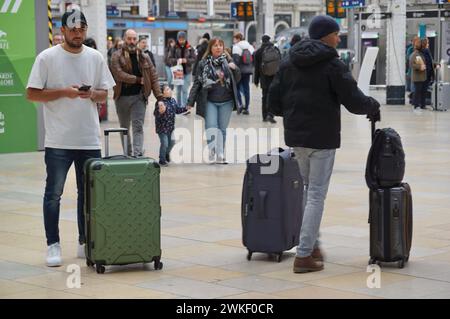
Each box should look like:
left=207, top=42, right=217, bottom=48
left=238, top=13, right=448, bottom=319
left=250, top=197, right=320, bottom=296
left=122, top=45, right=142, bottom=73
left=201, top=54, right=232, bottom=90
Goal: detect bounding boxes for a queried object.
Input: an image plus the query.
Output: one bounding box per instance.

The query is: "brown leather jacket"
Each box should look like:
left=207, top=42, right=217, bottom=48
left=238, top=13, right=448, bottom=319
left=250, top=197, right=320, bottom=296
left=111, top=48, right=162, bottom=101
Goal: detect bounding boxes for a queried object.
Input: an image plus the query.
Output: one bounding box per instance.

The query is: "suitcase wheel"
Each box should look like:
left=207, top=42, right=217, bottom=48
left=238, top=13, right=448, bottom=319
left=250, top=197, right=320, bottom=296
left=398, top=259, right=405, bottom=269
left=246, top=251, right=252, bottom=261
left=154, top=260, right=163, bottom=270
left=86, top=259, right=93, bottom=267
left=96, top=264, right=106, bottom=274
left=276, top=253, right=283, bottom=263
left=153, top=256, right=163, bottom=270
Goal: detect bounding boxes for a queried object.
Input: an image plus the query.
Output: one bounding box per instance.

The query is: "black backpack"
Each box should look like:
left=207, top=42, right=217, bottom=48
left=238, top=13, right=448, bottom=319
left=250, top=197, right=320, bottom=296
left=365, top=128, right=405, bottom=190
left=261, top=45, right=281, bottom=76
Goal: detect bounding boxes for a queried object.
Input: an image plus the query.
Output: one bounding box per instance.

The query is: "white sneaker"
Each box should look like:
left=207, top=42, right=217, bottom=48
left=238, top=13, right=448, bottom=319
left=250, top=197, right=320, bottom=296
left=208, top=149, right=216, bottom=164
left=216, top=156, right=228, bottom=165
left=46, top=243, right=62, bottom=267
left=77, top=243, right=86, bottom=259
left=413, top=108, right=423, bottom=115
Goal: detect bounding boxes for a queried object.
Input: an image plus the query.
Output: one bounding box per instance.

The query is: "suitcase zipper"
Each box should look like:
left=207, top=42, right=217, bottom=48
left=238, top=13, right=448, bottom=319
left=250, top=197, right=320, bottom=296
left=383, top=190, right=391, bottom=261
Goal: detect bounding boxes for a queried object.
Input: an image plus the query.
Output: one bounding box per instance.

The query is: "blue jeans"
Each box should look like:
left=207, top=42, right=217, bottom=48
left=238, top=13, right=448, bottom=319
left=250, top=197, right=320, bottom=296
left=294, top=148, right=336, bottom=258
left=238, top=73, right=251, bottom=110
left=165, top=65, right=174, bottom=90
left=176, top=74, right=191, bottom=108
left=205, top=100, right=234, bottom=158
left=158, top=132, right=175, bottom=162
left=43, top=148, right=101, bottom=246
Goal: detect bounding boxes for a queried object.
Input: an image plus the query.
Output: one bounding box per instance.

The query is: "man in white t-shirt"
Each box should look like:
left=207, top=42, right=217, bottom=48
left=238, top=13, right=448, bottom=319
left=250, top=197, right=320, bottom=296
left=26, top=10, right=116, bottom=267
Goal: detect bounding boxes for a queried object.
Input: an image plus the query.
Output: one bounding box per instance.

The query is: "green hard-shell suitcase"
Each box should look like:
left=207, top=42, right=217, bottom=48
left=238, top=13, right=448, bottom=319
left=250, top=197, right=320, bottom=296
left=84, top=128, right=162, bottom=274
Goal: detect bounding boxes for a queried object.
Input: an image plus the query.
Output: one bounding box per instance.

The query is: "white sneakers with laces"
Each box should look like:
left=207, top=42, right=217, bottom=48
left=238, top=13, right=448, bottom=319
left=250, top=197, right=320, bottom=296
left=46, top=243, right=62, bottom=267
left=77, top=243, right=86, bottom=259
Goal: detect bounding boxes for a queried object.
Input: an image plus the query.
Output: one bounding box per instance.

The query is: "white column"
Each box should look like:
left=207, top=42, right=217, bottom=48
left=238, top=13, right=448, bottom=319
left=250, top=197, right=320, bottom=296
left=207, top=0, right=214, bottom=17
left=239, top=21, right=246, bottom=36
left=256, top=0, right=264, bottom=44
left=264, top=0, right=274, bottom=38
left=59, top=0, right=66, bottom=13
left=293, top=6, right=300, bottom=28
left=386, top=0, right=406, bottom=104
left=139, top=0, right=149, bottom=17
left=81, top=0, right=108, bottom=59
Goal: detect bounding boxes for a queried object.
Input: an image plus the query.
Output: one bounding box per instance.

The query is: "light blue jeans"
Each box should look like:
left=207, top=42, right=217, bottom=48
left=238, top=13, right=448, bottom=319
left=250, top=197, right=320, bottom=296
left=176, top=73, right=191, bottom=108
left=205, top=100, right=234, bottom=158
left=294, top=148, right=336, bottom=258
left=165, top=66, right=174, bottom=90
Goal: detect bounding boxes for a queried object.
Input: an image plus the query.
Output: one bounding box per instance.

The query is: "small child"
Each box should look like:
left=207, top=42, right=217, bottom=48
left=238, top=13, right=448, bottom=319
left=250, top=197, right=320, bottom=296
left=154, top=84, right=191, bottom=166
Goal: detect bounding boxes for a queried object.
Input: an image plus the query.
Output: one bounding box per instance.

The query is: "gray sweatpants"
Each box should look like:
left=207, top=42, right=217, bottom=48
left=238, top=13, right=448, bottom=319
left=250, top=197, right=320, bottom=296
left=115, top=94, right=147, bottom=156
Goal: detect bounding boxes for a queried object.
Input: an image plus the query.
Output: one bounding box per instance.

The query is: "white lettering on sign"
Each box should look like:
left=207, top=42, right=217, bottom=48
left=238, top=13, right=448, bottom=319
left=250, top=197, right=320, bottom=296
left=0, top=73, right=14, bottom=86
left=0, top=112, right=5, bottom=134
left=0, top=29, right=9, bottom=49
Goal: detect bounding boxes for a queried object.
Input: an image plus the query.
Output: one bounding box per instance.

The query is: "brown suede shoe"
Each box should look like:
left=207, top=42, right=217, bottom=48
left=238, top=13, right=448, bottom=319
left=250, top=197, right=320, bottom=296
left=293, top=256, right=324, bottom=273
left=312, top=247, right=324, bottom=262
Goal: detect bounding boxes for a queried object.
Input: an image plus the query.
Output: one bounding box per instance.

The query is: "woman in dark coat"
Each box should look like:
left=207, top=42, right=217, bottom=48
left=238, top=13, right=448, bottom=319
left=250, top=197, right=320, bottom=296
left=187, top=37, right=241, bottom=164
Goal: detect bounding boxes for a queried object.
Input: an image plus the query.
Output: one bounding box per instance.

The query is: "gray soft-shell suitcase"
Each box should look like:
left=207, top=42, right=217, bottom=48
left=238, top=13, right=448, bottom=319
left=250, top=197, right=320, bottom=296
left=431, top=82, right=450, bottom=111
left=242, top=148, right=303, bottom=262
left=84, top=128, right=162, bottom=274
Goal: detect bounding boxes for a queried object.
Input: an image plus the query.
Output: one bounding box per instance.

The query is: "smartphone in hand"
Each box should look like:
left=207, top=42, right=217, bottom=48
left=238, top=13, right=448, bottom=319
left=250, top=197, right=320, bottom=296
left=79, top=85, right=91, bottom=92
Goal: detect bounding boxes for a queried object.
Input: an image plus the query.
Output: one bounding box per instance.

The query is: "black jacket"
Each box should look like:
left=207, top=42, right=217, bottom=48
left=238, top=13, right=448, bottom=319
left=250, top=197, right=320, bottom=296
left=193, top=40, right=208, bottom=77
left=268, top=39, right=380, bottom=149
left=143, top=49, right=156, bottom=67
left=187, top=56, right=241, bottom=118
left=254, top=42, right=280, bottom=89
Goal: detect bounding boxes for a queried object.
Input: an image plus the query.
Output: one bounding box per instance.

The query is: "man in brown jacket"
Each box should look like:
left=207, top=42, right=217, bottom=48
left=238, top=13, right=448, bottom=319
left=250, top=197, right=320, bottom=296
left=111, top=29, right=163, bottom=156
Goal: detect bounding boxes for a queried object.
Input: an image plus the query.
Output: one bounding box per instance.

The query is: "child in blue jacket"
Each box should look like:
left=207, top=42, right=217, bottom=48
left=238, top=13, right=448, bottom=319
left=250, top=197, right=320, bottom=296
left=154, top=84, right=191, bottom=166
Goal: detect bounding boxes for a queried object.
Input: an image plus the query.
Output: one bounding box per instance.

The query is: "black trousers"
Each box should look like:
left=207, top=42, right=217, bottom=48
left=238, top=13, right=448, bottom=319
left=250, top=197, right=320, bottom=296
left=261, top=77, right=274, bottom=120
left=413, top=81, right=427, bottom=109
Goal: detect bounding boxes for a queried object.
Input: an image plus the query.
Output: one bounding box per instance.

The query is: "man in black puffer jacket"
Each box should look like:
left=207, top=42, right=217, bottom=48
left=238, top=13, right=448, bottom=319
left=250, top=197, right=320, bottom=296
left=269, top=15, right=380, bottom=274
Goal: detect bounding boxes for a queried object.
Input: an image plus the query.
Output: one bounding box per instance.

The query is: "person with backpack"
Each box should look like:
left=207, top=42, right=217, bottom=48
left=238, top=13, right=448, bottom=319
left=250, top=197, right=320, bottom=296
left=193, top=33, right=210, bottom=79
left=268, top=15, right=380, bottom=273
left=254, top=35, right=279, bottom=124
left=232, top=32, right=255, bottom=115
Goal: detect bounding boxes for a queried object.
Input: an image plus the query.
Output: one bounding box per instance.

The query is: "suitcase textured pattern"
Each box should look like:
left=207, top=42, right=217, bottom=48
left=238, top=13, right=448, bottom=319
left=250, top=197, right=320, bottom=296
left=432, top=82, right=450, bottom=111
left=242, top=149, right=303, bottom=262
left=368, top=183, right=413, bottom=268
left=84, top=129, right=162, bottom=274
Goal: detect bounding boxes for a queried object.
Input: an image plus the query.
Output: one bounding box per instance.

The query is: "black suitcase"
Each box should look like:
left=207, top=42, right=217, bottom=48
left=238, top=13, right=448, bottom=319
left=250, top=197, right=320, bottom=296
left=367, top=121, right=413, bottom=269
left=368, top=183, right=413, bottom=268
left=242, top=148, right=303, bottom=262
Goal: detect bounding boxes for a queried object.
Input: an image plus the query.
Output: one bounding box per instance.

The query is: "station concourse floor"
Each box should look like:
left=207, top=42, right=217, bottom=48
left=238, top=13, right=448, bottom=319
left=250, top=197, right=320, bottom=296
left=1, top=88, right=450, bottom=299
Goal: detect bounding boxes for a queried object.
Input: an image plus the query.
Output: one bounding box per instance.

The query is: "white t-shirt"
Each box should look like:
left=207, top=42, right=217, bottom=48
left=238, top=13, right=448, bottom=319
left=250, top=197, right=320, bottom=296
left=27, top=44, right=116, bottom=149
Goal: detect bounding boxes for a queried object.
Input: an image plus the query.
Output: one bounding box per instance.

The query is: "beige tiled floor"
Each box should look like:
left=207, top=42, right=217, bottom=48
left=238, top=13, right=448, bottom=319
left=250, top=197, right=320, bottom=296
left=1, top=89, right=450, bottom=299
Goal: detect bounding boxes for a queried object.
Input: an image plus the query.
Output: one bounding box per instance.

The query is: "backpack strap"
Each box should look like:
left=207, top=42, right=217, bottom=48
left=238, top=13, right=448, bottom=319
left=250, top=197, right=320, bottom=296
left=365, top=129, right=383, bottom=190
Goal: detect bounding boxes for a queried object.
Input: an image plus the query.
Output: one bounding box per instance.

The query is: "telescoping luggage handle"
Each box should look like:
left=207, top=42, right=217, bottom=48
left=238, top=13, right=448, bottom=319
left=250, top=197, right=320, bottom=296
left=371, top=119, right=376, bottom=143
left=104, top=128, right=128, bottom=157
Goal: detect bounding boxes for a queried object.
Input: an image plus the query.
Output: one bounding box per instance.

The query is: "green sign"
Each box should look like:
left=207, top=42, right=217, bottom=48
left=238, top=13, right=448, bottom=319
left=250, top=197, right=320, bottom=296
left=0, top=0, right=38, bottom=153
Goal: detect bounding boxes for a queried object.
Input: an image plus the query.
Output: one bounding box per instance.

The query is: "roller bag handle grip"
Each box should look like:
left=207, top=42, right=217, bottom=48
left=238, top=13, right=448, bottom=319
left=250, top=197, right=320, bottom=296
left=104, top=128, right=128, bottom=157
